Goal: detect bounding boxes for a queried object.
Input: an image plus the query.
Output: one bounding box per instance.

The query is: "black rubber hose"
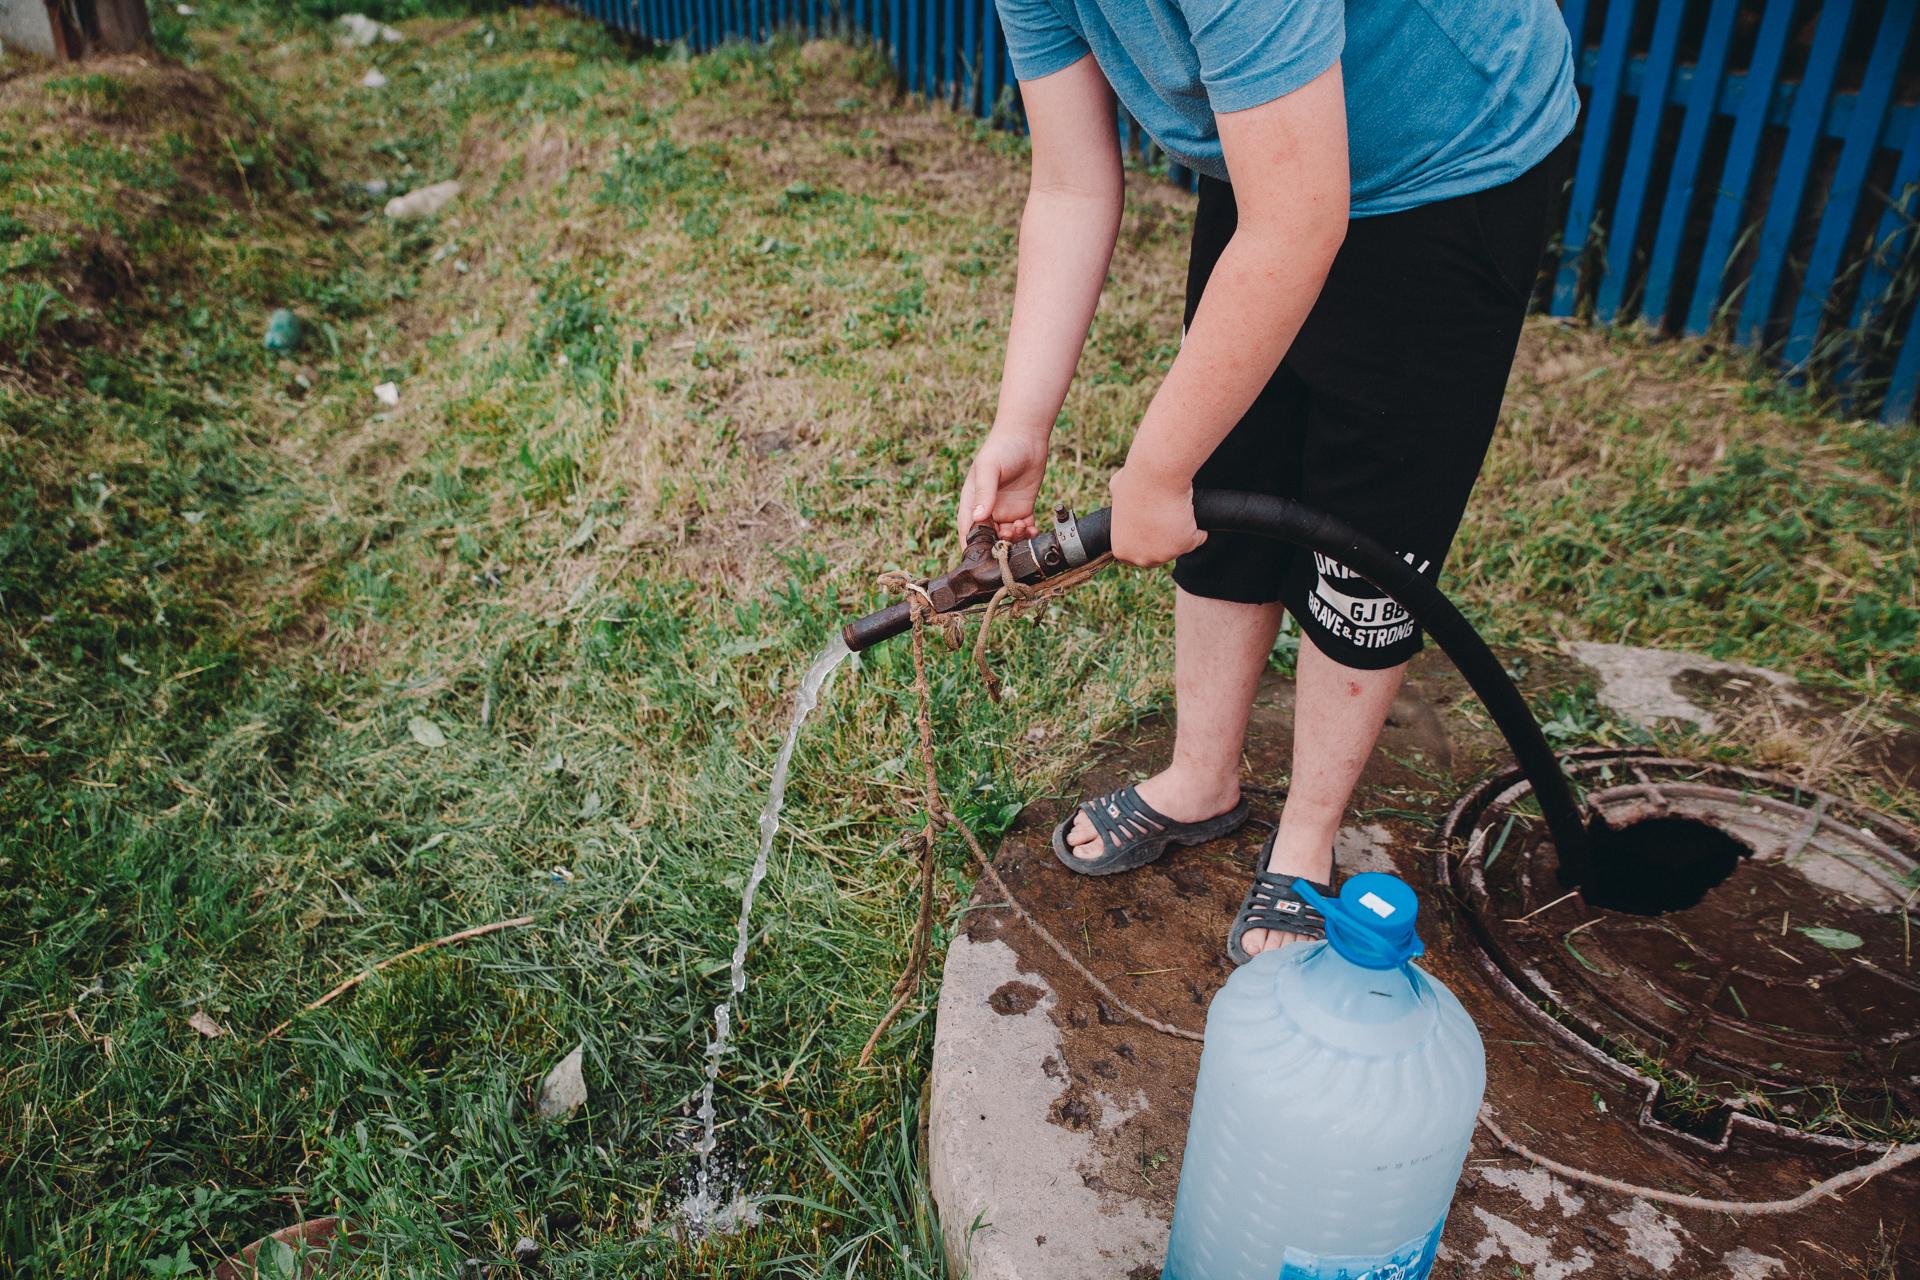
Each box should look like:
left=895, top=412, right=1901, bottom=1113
left=1182, top=490, right=1591, bottom=887
left=838, top=489, right=1593, bottom=884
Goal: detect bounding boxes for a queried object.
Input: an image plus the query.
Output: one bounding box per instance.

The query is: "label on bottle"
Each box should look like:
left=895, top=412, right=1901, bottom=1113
left=1275, top=1218, right=1443, bottom=1280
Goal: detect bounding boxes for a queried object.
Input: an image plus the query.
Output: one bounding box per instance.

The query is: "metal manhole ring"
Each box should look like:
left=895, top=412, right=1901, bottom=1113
left=1438, top=751, right=1920, bottom=1156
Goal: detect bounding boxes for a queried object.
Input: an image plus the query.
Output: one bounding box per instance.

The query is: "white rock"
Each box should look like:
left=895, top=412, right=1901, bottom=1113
left=360, top=69, right=388, bottom=89
left=373, top=381, right=400, bottom=407
left=337, top=14, right=402, bottom=47
left=1563, top=641, right=1806, bottom=733
left=536, top=1044, right=588, bottom=1119
left=383, top=180, right=462, bottom=220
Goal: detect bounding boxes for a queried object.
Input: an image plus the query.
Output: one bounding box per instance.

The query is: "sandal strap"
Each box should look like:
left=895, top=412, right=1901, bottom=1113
left=1238, top=871, right=1331, bottom=938
left=1081, top=784, right=1169, bottom=852
left=1228, top=841, right=1336, bottom=962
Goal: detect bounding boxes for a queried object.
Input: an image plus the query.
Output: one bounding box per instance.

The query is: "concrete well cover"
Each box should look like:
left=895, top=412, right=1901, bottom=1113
left=926, top=658, right=1920, bottom=1279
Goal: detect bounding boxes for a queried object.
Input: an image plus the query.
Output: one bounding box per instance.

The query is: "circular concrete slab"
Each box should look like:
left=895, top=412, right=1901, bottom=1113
left=928, top=653, right=1920, bottom=1279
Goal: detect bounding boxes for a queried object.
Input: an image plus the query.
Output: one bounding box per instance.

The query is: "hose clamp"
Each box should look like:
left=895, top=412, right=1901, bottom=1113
left=1052, top=507, right=1088, bottom=569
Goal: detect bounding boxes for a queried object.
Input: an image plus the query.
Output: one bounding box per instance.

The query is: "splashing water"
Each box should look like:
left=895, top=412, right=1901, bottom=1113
left=681, top=634, right=851, bottom=1235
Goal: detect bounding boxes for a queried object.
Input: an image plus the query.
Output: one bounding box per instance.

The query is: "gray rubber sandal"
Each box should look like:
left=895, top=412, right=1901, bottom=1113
left=1051, top=783, right=1249, bottom=877
left=1227, top=831, right=1334, bottom=965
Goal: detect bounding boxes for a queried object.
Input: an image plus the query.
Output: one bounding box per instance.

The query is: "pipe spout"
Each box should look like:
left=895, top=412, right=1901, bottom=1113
left=840, top=506, right=1110, bottom=653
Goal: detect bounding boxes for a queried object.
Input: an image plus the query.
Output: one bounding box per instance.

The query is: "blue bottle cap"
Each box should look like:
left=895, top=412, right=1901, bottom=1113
left=1293, top=873, right=1425, bottom=970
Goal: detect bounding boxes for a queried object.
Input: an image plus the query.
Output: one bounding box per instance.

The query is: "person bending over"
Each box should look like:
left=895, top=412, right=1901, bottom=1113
left=958, top=0, right=1578, bottom=960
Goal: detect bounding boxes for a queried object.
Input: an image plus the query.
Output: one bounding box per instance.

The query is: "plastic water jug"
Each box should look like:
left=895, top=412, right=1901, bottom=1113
left=1162, top=873, right=1484, bottom=1280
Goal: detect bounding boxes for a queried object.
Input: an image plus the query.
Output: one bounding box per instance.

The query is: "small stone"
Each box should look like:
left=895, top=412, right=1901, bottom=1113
left=535, top=1044, right=587, bottom=1119
left=360, top=68, right=389, bottom=89
left=337, top=13, right=403, bottom=47
left=383, top=180, right=462, bottom=220
left=262, top=308, right=302, bottom=353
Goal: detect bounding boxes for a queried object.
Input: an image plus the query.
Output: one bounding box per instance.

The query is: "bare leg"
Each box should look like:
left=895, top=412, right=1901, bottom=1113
left=1066, top=588, right=1280, bottom=856
left=1238, top=631, right=1406, bottom=956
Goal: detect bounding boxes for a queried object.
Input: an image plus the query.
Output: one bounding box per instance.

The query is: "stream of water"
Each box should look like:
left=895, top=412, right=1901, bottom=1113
left=680, top=633, right=852, bottom=1235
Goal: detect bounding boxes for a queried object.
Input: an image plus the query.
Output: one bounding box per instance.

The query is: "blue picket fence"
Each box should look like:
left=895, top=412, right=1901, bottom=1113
left=550, top=0, right=1920, bottom=424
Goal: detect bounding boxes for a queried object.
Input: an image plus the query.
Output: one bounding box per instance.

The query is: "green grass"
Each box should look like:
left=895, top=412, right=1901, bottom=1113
left=1, top=4, right=1916, bottom=1276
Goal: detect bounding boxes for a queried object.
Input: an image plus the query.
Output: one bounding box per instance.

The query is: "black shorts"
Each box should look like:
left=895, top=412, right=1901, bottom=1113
left=1171, top=139, right=1572, bottom=670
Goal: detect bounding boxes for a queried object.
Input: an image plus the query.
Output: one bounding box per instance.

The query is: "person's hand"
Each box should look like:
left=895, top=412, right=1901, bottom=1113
left=958, top=427, right=1050, bottom=540
left=1109, top=460, right=1206, bottom=566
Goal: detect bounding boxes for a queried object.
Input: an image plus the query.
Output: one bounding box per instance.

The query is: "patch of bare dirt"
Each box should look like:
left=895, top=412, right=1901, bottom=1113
left=960, top=653, right=1919, bottom=1276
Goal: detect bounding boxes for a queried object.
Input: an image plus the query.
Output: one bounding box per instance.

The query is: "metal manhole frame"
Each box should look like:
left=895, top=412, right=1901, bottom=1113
left=1437, top=748, right=1920, bottom=1158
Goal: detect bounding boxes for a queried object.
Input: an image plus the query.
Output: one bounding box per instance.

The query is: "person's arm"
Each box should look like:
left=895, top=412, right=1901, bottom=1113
left=958, top=55, right=1123, bottom=541
left=1108, top=62, right=1349, bottom=565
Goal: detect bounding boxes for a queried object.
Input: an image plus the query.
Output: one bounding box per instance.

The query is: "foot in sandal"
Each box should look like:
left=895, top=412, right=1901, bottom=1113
left=1053, top=769, right=1248, bottom=876
left=1230, top=827, right=1337, bottom=961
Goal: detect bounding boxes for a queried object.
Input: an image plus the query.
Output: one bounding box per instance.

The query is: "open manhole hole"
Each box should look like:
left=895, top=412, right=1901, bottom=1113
left=1440, top=749, right=1919, bottom=1156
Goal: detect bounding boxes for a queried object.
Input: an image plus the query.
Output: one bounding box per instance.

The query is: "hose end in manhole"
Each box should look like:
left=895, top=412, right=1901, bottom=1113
left=1440, top=750, right=1919, bottom=1156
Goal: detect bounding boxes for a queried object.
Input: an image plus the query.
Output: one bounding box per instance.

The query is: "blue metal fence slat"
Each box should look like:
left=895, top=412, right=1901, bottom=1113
left=1594, top=0, right=1688, bottom=322
left=1550, top=0, right=1635, bottom=316
left=943, top=0, right=957, bottom=102
left=961, top=0, right=978, bottom=115
left=1851, top=111, right=1920, bottom=336
left=1559, top=0, right=1590, bottom=71
left=1684, top=0, right=1795, bottom=336
left=926, top=0, right=937, bottom=94
left=1853, top=109, right=1920, bottom=421
left=1640, top=0, right=1741, bottom=327
left=1737, top=0, right=1858, bottom=347
left=1783, top=0, right=1916, bottom=373
left=981, top=0, right=1001, bottom=120
left=1886, top=294, right=1920, bottom=423
left=907, top=0, right=920, bottom=93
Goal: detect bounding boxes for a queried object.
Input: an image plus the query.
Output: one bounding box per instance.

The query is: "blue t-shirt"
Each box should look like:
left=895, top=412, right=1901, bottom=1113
left=996, top=0, right=1579, bottom=216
